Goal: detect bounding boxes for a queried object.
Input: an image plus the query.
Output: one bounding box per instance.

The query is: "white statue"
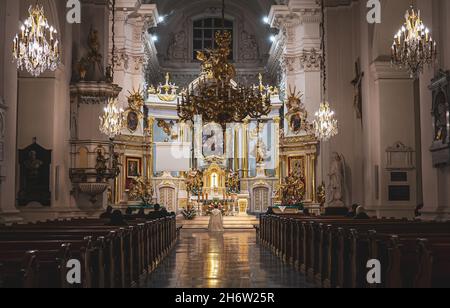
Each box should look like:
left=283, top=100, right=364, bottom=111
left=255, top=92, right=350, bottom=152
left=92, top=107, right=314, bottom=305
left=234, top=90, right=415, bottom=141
left=327, top=152, right=346, bottom=208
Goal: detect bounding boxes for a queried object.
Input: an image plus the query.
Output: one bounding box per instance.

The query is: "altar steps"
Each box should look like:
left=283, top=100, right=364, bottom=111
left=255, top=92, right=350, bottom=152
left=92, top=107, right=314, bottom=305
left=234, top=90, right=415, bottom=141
left=179, top=215, right=259, bottom=230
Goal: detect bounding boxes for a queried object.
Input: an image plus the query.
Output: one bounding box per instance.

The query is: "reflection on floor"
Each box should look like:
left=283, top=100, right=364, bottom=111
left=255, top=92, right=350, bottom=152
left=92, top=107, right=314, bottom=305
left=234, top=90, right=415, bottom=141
left=145, top=230, right=314, bottom=288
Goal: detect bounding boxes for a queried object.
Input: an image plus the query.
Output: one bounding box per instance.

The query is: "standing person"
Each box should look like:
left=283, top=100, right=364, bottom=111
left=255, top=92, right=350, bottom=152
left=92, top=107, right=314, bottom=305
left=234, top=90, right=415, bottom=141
left=208, top=205, right=224, bottom=232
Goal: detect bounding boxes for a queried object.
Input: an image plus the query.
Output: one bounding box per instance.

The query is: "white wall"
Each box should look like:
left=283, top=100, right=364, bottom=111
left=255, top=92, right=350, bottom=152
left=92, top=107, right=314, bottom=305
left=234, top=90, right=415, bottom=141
left=15, top=0, right=73, bottom=216
left=326, top=4, right=364, bottom=206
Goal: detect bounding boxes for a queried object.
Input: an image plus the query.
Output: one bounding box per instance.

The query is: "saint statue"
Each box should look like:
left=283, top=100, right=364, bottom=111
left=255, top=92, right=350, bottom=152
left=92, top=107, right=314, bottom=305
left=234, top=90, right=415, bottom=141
left=327, top=152, right=346, bottom=207
left=95, top=149, right=109, bottom=181
left=111, top=152, right=122, bottom=177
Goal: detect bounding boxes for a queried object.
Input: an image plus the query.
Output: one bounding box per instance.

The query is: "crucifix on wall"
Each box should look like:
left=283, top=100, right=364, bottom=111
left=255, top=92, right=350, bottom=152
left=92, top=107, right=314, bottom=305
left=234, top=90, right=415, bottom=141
left=351, top=58, right=364, bottom=120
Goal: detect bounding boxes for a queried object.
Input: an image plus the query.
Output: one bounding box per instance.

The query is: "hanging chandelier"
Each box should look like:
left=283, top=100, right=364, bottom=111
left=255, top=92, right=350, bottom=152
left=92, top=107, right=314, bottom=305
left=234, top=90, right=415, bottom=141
left=391, top=6, right=437, bottom=78
left=313, top=0, right=338, bottom=141
left=313, top=102, right=338, bottom=141
left=177, top=0, right=271, bottom=126
left=99, top=98, right=124, bottom=139
left=12, top=4, right=60, bottom=77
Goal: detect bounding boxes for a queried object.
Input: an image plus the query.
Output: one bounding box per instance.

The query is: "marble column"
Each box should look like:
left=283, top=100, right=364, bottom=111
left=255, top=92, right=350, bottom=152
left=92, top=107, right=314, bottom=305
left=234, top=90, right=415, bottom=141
left=418, top=0, right=450, bottom=220
left=242, top=120, right=250, bottom=179
left=368, top=62, right=418, bottom=218
left=0, top=0, right=21, bottom=223
left=268, top=0, right=323, bottom=190
left=113, top=1, right=159, bottom=111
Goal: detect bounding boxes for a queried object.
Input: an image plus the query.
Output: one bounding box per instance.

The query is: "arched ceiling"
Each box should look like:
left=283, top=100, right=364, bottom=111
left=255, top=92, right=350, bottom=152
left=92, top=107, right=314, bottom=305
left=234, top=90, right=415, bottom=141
left=143, top=0, right=277, bottom=86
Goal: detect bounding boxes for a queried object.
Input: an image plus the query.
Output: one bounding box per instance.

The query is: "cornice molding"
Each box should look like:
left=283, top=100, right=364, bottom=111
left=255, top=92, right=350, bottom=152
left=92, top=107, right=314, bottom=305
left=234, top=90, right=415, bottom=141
left=370, top=61, right=412, bottom=81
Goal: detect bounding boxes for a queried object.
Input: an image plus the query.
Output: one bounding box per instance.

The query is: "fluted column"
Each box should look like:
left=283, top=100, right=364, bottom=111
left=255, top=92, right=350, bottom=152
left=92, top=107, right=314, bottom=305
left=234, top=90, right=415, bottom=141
left=242, top=119, right=250, bottom=178
left=273, top=116, right=281, bottom=182
left=113, top=1, right=159, bottom=111
left=234, top=124, right=240, bottom=172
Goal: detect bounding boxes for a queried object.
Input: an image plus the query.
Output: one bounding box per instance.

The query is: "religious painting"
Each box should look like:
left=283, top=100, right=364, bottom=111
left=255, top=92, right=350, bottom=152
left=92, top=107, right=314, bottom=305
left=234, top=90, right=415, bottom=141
left=202, top=122, right=224, bottom=158
left=127, top=111, right=139, bottom=133
left=126, top=157, right=141, bottom=178
left=18, top=139, right=52, bottom=206
left=125, top=157, right=142, bottom=190
left=288, top=156, right=306, bottom=179
left=285, top=86, right=311, bottom=135
left=289, top=112, right=303, bottom=134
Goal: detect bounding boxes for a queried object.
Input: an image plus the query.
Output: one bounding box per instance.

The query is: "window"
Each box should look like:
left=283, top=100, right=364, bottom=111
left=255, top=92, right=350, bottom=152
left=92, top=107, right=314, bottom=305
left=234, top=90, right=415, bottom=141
left=193, top=18, right=233, bottom=60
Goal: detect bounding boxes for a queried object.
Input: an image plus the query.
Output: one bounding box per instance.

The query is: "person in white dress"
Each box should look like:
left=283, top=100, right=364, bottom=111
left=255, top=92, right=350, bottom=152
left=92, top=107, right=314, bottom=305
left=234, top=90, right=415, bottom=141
left=208, top=205, right=224, bottom=232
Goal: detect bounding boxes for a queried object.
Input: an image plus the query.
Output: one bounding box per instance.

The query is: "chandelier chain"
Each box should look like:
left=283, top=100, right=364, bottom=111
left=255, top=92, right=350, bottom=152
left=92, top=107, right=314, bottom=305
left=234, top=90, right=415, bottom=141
left=110, top=0, right=117, bottom=80
left=177, top=0, right=273, bottom=126
left=321, top=0, right=326, bottom=100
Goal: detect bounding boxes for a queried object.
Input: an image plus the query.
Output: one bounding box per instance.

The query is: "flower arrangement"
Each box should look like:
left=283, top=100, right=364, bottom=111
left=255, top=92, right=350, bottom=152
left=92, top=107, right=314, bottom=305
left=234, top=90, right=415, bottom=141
left=206, top=201, right=225, bottom=216
left=182, top=208, right=197, bottom=220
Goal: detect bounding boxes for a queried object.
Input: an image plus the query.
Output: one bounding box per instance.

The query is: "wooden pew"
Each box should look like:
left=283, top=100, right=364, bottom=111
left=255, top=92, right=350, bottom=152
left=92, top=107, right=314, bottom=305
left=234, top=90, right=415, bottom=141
left=0, top=251, right=39, bottom=288
left=415, top=239, right=450, bottom=288
left=259, top=214, right=450, bottom=289
left=0, top=238, right=93, bottom=288
left=0, top=228, right=126, bottom=288
left=381, top=235, right=450, bottom=288
left=0, top=214, right=177, bottom=288
left=347, top=223, right=450, bottom=288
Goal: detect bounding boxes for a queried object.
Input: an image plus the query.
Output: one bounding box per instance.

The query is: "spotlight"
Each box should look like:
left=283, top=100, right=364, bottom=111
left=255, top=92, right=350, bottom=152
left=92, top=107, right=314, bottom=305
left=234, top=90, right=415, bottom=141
left=152, top=35, right=158, bottom=42
left=158, top=16, right=165, bottom=23
left=269, top=35, right=276, bottom=42
left=263, top=16, right=270, bottom=24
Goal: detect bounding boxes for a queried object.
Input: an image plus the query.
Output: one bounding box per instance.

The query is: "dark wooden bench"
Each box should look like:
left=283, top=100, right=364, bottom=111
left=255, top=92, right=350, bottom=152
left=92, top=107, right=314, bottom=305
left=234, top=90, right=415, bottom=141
left=0, top=214, right=177, bottom=288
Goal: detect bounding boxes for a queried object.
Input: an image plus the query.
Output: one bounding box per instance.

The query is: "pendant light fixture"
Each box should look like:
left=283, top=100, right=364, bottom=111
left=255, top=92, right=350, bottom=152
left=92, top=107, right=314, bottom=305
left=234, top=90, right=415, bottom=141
left=313, top=0, right=338, bottom=141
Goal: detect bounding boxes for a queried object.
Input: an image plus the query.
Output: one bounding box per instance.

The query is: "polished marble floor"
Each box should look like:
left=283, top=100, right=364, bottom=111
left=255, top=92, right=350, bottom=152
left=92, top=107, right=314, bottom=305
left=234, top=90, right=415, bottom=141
left=145, top=230, right=313, bottom=288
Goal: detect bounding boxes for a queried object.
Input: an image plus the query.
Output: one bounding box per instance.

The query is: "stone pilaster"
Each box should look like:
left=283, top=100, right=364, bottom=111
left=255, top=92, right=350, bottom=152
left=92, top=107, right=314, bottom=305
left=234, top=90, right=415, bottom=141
left=0, top=0, right=21, bottom=223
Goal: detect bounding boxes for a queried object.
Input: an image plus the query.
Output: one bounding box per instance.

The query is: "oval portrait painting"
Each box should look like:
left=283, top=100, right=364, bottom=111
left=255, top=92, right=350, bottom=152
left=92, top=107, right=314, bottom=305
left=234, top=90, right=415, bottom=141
left=127, top=111, right=139, bottom=133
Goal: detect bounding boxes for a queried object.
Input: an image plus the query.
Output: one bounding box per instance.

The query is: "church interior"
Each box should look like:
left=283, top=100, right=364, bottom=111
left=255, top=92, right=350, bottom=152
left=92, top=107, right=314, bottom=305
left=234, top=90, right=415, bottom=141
left=1, top=0, right=450, bottom=290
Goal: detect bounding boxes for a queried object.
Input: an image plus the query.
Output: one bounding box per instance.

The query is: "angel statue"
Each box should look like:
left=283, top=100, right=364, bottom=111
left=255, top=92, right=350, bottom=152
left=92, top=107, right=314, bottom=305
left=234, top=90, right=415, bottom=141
left=225, top=170, right=240, bottom=194
left=95, top=149, right=109, bottom=182
left=186, top=169, right=204, bottom=196
left=111, top=152, right=122, bottom=177
left=326, top=152, right=346, bottom=208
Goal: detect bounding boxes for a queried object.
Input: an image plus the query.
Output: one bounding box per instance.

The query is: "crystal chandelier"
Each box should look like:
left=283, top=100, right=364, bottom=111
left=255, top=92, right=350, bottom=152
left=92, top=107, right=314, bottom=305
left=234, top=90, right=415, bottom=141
left=313, top=102, right=338, bottom=141
left=391, top=6, right=437, bottom=78
left=12, top=4, right=60, bottom=77
left=313, top=0, right=338, bottom=141
left=177, top=0, right=271, bottom=126
left=99, top=98, right=124, bottom=139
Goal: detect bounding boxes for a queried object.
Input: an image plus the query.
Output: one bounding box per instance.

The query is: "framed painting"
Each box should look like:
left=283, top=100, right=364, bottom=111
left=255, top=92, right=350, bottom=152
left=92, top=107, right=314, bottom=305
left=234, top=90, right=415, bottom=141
left=202, top=122, right=224, bottom=158
left=288, top=156, right=306, bottom=178
left=126, top=157, right=142, bottom=178
left=125, top=157, right=142, bottom=190
left=127, top=111, right=139, bottom=133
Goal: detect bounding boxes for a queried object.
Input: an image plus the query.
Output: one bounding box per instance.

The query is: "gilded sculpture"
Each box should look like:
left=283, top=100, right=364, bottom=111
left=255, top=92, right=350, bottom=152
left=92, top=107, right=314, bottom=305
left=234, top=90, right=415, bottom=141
left=186, top=169, right=204, bottom=196
left=276, top=172, right=306, bottom=206
left=225, top=170, right=240, bottom=194
left=129, top=177, right=154, bottom=206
